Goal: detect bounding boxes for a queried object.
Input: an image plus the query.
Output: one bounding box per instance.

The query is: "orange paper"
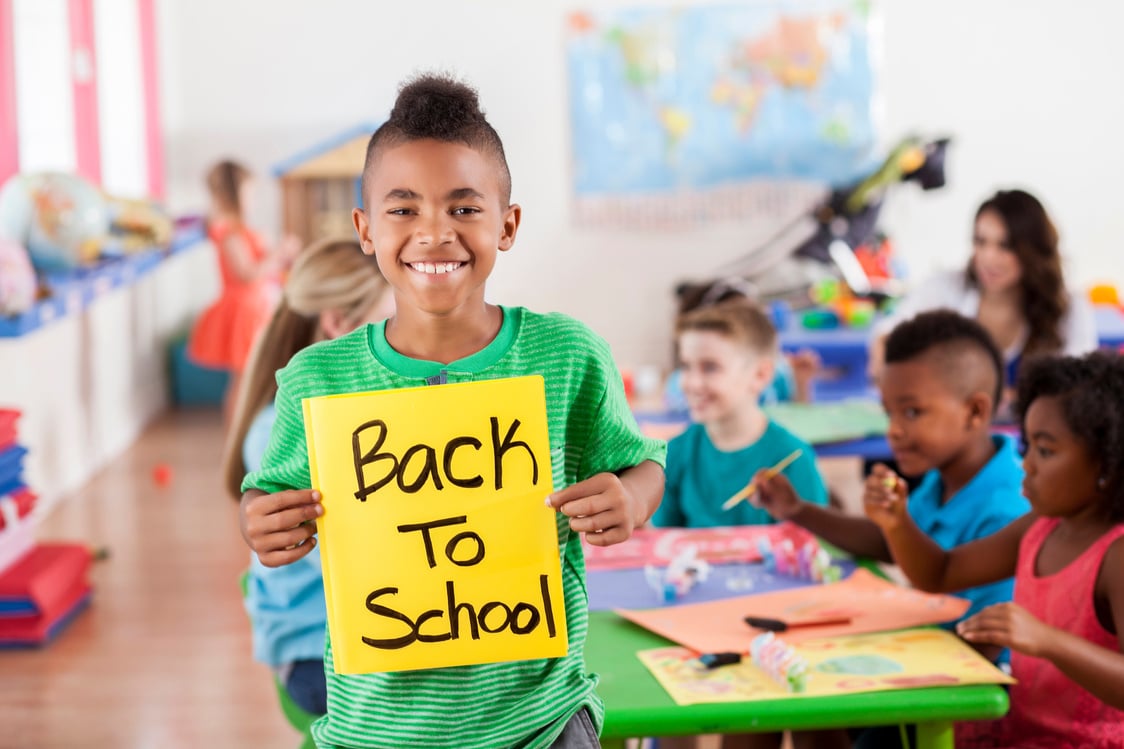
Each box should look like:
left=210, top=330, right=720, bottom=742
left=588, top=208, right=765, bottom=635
left=617, top=569, right=970, bottom=653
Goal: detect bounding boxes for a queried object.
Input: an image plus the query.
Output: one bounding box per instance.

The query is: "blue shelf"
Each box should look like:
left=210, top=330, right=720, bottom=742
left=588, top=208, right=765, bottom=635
left=0, top=220, right=207, bottom=339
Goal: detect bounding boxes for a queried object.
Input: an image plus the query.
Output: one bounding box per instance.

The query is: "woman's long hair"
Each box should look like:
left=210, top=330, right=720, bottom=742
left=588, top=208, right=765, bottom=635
left=221, top=239, right=389, bottom=499
left=966, top=189, right=1068, bottom=356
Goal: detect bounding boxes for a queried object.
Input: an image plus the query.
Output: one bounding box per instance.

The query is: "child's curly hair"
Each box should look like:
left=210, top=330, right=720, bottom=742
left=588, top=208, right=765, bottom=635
left=1016, top=350, right=1124, bottom=521
left=362, top=73, right=511, bottom=203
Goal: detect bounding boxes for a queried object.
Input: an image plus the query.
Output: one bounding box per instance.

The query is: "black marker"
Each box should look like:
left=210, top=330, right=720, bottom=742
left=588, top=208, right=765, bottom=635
left=695, top=651, right=742, bottom=669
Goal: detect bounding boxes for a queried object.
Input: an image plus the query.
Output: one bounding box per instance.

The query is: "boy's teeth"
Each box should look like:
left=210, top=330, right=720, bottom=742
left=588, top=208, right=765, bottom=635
left=410, top=262, right=462, bottom=275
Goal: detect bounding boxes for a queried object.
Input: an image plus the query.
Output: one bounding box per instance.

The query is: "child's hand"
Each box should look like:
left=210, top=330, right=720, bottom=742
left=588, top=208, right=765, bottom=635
left=546, top=473, right=643, bottom=547
left=957, top=602, right=1054, bottom=657
left=787, top=349, right=820, bottom=403
left=279, top=233, right=302, bottom=263
left=753, top=471, right=803, bottom=520
left=862, top=464, right=908, bottom=530
left=240, top=489, right=323, bottom=567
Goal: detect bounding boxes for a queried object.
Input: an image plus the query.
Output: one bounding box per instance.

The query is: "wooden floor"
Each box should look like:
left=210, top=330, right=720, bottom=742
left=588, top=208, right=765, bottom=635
left=0, top=410, right=299, bottom=749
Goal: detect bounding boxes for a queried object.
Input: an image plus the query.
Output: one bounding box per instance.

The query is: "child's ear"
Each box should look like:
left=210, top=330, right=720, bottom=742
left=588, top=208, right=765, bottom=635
left=498, top=203, right=522, bottom=252
left=353, top=208, right=374, bottom=255
left=751, top=354, right=776, bottom=393
left=965, top=391, right=992, bottom=429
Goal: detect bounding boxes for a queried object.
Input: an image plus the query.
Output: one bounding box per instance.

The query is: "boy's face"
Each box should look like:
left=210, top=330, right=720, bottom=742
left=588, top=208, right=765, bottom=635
left=1021, top=395, right=1100, bottom=517
left=677, top=330, right=773, bottom=424
left=880, top=357, right=988, bottom=477
left=353, top=139, right=520, bottom=318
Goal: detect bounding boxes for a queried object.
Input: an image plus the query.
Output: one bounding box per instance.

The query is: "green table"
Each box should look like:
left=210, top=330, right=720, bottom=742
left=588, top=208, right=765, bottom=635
left=587, top=611, right=1008, bottom=749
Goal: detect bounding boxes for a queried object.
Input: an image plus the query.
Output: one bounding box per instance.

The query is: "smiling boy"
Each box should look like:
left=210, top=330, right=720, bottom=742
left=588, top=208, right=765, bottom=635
left=239, top=75, right=665, bottom=749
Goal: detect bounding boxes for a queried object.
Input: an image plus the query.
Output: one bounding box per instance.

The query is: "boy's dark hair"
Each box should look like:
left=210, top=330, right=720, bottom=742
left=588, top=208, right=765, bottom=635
left=362, top=73, right=511, bottom=204
left=675, top=299, right=777, bottom=357
left=1016, top=350, right=1124, bottom=521
left=885, top=309, right=1004, bottom=407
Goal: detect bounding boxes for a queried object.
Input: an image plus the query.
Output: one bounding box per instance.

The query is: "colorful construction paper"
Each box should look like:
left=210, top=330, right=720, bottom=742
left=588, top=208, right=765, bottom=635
left=617, top=569, right=970, bottom=653
left=638, top=628, right=1014, bottom=705
left=582, top=524, right=820, bottom=571
left=586, top=560, right=857, bottom=611
left=303, top=376, right=568, bottom=674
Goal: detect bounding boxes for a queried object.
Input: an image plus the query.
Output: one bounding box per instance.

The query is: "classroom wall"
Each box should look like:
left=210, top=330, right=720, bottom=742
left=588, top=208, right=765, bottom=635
left=157, top=0, right=1124, bottom=369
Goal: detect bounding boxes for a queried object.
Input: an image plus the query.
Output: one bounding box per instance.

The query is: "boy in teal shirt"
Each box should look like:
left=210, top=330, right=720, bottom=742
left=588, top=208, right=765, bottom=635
left=238, top=75, right=665, bottom=749
left=653, top=300, right=828, bottom=529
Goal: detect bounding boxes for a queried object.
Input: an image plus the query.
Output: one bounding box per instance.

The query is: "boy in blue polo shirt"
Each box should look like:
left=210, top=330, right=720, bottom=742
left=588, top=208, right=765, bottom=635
left=755, top=310, right=1029, bottom=625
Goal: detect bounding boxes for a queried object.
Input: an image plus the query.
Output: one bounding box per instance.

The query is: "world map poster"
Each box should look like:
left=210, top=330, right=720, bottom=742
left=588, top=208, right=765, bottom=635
left=566, top=1, right=881, bottom=228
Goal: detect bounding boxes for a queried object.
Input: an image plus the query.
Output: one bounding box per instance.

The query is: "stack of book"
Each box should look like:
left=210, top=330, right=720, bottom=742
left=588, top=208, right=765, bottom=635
left=0, top=408, right=94, bottom=646
left=0, top=408, right=35, bottom=574
left=0, top=544, right=92, bottom=646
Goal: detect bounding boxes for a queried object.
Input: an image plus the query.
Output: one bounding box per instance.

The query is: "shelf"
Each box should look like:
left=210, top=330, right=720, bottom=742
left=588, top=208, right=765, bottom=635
left=0, top=219, right=207, bottom=339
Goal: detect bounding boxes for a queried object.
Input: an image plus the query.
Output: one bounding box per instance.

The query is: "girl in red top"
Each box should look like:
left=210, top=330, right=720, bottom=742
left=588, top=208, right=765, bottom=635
left=866, top=350, right=1124, bottom=749
left=188, top=160, right=297, bottom=419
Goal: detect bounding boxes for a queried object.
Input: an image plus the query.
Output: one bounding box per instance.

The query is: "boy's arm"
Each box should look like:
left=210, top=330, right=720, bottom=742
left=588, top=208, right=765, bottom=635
left=547, top=460, right=664, bottom=547
left=240, top=488, right=323, bottom=567
left=754, top=472, right=891, bottom=561
left=866, top=465, right=1030, bottom=591
left=959, top=537, right=1124, bottom=709
left=239, top=368, right=319, bottom=566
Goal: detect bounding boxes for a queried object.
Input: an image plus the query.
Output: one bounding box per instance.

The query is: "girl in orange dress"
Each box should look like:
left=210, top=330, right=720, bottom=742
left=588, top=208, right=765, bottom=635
left=188, top=160, right=297, bottom=420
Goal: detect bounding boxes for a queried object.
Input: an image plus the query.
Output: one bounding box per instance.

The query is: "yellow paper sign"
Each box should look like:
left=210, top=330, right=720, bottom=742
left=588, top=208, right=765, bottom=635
left=303, top=376, right=568, bottom=674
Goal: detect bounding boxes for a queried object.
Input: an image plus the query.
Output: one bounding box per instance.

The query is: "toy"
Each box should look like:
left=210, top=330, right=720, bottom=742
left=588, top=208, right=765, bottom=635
left=1088, top=284, right=1120, bottom=307
left=0, top=238, right=37, bottom=315
left=757, top=534, right=843, bottom=584
left=105, top=196, right=174, bottom=253
left=750, top=631, right=808, bottom=693
left=806, top=278, right=876, bottom=329
left=0, top=172, right=110, bottom=272
left=676, top=135, right=948, bottom=306
left=645, top=544, right=711, bottom=604
left=152, top=463, right=173, bottom=488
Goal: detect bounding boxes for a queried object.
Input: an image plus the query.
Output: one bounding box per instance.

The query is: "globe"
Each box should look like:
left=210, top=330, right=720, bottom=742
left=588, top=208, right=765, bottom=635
left=0, top=172, right=109, bottom=272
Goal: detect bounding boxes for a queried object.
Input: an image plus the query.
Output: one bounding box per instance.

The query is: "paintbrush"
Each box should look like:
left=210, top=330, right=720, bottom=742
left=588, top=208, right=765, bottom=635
left=721, top=448, right=803, bottom=511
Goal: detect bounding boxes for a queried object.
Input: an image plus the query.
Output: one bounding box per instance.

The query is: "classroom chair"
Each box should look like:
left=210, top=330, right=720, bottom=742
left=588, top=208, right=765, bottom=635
left=238, top=570, right=318, bottom=749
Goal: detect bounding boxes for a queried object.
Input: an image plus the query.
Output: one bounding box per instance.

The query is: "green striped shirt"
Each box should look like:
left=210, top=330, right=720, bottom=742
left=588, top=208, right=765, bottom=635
left=243, top=307, right=666, bottom=749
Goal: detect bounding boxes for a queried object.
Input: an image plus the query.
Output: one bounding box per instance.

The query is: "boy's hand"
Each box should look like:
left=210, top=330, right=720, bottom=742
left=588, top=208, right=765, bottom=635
left=240, top=489, right=323, bottom=567
left=546, top=472, right=643, bottom=547
left=957, top=602, right=1053, bottom=657
left=862, top=464, right=908, bottom=530
left=752, top=471, right=803, bottom=520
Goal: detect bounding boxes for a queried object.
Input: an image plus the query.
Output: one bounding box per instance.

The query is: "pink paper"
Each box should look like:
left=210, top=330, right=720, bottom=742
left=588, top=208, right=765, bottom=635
left=583, top=524, right=809, bottom=570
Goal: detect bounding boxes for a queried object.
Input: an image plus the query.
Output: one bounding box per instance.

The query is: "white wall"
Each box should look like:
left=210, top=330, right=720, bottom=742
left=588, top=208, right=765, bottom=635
left=11, top=0, right=76, bottom=173
left=157, top=0, right=1124, bottom=369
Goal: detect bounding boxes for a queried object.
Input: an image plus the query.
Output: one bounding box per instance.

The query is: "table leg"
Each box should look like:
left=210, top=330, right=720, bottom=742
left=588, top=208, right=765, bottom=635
left=915, top=721, right=953, bottom=749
